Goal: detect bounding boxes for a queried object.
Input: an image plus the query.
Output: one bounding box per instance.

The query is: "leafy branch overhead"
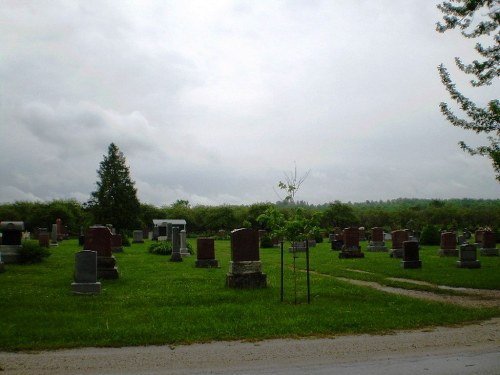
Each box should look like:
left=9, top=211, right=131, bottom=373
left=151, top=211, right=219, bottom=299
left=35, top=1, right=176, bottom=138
left=436, top=0, right=500, bottom=181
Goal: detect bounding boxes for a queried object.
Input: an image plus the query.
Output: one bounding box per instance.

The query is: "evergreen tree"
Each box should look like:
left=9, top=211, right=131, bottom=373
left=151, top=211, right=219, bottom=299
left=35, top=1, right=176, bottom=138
left=436, top=0, right=500, bottom=181
left=88, top=143, right=141, bottom=232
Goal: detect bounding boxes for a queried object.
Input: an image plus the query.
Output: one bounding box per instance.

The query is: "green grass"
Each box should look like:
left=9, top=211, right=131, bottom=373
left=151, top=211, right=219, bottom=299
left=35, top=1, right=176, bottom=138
left=0, top=239, right=498, bottom=351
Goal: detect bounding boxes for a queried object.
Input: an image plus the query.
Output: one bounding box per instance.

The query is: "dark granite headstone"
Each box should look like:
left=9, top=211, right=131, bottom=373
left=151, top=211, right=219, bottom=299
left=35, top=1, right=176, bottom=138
left=479, top=231, right=498, bottom=256
left=367, top=227, right=388, bottom=252
left=170, top=226, right=182, bottom=262
left=231, top=228, right=259, bottom=262
left=195, top=237, right=219, bottom=268
left=438, top=232, right=458, bottom=256
left=339, top=227, right=364, bottom=258
left=457, top=244, right=481, bottom=268
left=390, top=230, right=409, bottom=258
left=400, top=240, right=422, bottom=268
left=72, top=250, right=101, bottom=294
left=84, top=226, right=118, bottom=279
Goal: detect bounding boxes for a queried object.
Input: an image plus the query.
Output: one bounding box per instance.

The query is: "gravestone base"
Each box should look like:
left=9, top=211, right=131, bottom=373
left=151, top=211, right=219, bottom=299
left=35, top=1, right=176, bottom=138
left=195, top=259, right=220, bottom=268
left=180, top=248, right=190, bottom=257
left=112, top=246, right=123, bottom=253
left=226, top=272, right=267, bottom=289
left=170, top=252, right=183, bottom=262
left=0, top=245, right=21, bottom=264
left=456, top=260, right=481, bottom=268
left=339, top=246, right=364, bottom=259
left=400, top=260, right=422, bottom=269
left=479, top=248, right=499, bottom=256
left=97, top=256, right=119, bottom=279
left=438, top=249, right=459, bottom=256
left=367, top=241, right=388, bottom=252
left=390, top=249, right=403, bottom=258
left=71, top=282, right=101, bottom=295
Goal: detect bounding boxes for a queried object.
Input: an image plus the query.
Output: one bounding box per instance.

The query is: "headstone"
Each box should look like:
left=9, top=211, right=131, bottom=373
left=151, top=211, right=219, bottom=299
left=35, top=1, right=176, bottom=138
left=390, top=230, right=409, bottom=258
left=456, top=244, right=481, bottom=268
left=38, top=232, right=50, bottom=248
left=0, top=221, right=25, bottom=263
left=84, top=225, right=119, bottom=279
left=170, top=227, right=182, bottom=262
left=71, top=250, right=101, bottom=295
left=180, top=229, right=190, bottom=257
left=339, top=227, right=364, bottom=258
left=289, top=241, right=307, bottom=253
left=56, top=218, right=63, bottom=241
left=111, top=234, right=123, bottom=253
left=195, top=237, right=219, bottom=268
left=51, top=223, right=58, bottom=246
left=226, top=228, right=267, bottom=288
left=479, top=230, right=498, bottom=256
left=367, top=227, right=388, bottom=252
left=132, top=230, right=144, bottom=243
left=474, top=230, right=485, bottom=246
left=438, top=232, right=458, bottom=256
left=400, top=240, right=422, bottom=268
left=359, top=227, right=366, bottom=241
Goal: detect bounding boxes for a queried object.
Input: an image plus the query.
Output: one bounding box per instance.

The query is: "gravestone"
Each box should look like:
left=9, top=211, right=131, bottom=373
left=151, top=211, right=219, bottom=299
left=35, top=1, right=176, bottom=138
left=170, top=227, right=182, bottom=262
left=111, top=234, right=123, bottom=253
left=132, top=230, right=144, bottom=243
left=339, top=227, right=364, bottom=258
left=0, top=221, right=24, bottom=263
left=180, top=229, right=190, bottom=257
left=367, top=227, right=388, bottom=252
left=474, top=230, right=485, bottom=246
left=38, top=229, right=50, bottom=248
left=479, top=231, right=498, bottom=256
left=390, top=230, right=409, bottom=258
left=84, top=225, right=119, bottom=279
left=359, top=227, right=366, bottom=241
left=195, top=237, right=219, bottom=268
left=226, top=228, right=267, bottom=288
left=51, top=223, right=58, bottom=246
left=456, top=244, right=481, bottom=268
left=56, top=218, right=63, bottom=241
left=71, top=250, right=101, bottom=295
left=400, top=240, right=422, bottom=269
left=438, top=232, right=458, bottom=256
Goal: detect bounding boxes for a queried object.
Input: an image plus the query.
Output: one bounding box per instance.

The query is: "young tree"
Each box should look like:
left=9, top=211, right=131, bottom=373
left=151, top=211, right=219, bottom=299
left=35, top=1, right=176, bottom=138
left=275, top=162, right=311, bottom=204
left=436, top=0, right=500, bottom=181
left=88, top=143, right=141, bottom=232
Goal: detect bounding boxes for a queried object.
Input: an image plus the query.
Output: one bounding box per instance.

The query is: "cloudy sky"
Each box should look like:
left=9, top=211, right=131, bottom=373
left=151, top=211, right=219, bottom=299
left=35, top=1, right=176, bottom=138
left=1, top=1, right=498, bottom=206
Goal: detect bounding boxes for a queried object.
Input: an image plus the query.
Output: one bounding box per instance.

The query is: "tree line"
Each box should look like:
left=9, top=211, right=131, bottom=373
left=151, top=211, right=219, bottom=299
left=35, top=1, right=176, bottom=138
left=0, top=198, right=498, bottom=238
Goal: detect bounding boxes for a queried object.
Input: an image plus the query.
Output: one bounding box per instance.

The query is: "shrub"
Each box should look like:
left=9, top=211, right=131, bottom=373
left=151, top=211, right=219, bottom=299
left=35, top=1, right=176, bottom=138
left=419, top=225, right=441, bottom=246
left=121, top=233, right=131, bottom=247
left=148, top=241, right=172, bottom=255
left=260, top=235, right=274, bottom=248
left=18, top=240, right=51, bottom=264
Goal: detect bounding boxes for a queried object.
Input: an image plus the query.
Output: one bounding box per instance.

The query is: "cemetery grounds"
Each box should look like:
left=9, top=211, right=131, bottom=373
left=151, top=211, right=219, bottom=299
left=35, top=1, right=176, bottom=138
left=0, top=238, right=499, bottom=353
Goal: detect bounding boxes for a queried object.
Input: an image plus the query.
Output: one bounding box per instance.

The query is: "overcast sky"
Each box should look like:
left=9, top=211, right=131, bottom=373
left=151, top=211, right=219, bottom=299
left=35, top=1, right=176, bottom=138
left=1, top=1, right=498, bottom=207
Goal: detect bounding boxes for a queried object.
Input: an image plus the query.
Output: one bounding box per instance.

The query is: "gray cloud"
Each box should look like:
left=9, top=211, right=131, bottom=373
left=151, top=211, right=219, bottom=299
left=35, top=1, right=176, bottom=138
left=0, top=1, right=498, bottom=206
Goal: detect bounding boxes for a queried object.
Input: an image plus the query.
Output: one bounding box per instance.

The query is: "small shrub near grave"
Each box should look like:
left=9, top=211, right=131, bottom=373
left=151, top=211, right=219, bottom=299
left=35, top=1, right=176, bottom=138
left=121, top=233, right=131, bottom=247
left=420, top=224, right=441, bottom=245
left=148, top=241, right=194, bottom=255
left=260, top=235, right=274, bottom=248
left=18, top=240, right=51, bottom=264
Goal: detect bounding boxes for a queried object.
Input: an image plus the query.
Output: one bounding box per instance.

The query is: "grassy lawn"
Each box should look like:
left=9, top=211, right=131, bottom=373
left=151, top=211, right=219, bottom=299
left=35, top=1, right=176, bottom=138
left=0, top=239, right=498, bottom=351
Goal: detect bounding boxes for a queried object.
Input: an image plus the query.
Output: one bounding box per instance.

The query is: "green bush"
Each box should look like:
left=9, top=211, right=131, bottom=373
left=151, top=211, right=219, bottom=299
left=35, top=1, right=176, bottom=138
left=260, top=235, right=274, bottom=248
left=121, top=233, right=131, bottom=247
left=18, top=240, right=51, bottom=264
left=148, top=241, right=172, bottom=255
left=419, top=225, right=441, bottom=246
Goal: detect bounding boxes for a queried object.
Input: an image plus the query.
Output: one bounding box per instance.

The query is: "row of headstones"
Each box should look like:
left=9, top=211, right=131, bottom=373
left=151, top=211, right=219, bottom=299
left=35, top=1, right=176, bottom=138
left=72, top=227, right=267, bottom=295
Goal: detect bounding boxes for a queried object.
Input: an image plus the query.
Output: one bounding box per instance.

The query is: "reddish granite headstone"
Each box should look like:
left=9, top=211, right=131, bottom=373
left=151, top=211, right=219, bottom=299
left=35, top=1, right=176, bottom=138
left=56, top=218, right=63, bottom=241
left=401, top=240, right=422, bottom=268
left=392, top=230, right=409, bottom=250
left=342, top=227, right=359, bottom=248
left=371, top=227, right=384, bottom=242
left=482, top=231, right=496, bottom=248
left=38, top=233, right=50, bottom=248
left=84, top=226, right=113, bottom=257
left=197, top=238, right=215, bottom=260
left=440, top=232, right=457, bottom=250
left=230, top=228, right=260, bottom=262
left=475, top=230, right=485, bottom=245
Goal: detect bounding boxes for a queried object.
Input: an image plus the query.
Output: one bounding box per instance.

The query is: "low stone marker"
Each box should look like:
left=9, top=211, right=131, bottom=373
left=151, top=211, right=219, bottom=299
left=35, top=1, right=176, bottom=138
left=226, top=228, right=266, bottom=288
left=195, top=237, right=219, bottom=268
left=438, top=232, right=458, bottom=256
left=367, top=227, right=388, bottom=252
left=132, top=230, right=144, bottom=243
left=456, top=244, right=481, bottom=268
left=71, top=250, right=101, bottom=295
left=400, top=240, right=422, bottom=269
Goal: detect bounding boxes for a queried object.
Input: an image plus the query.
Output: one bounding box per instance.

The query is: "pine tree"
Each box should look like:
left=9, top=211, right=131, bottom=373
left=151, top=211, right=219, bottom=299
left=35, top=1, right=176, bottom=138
left=88, top=143, right=141, bottom=232
left=436, top=0, right=500, bottom=181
